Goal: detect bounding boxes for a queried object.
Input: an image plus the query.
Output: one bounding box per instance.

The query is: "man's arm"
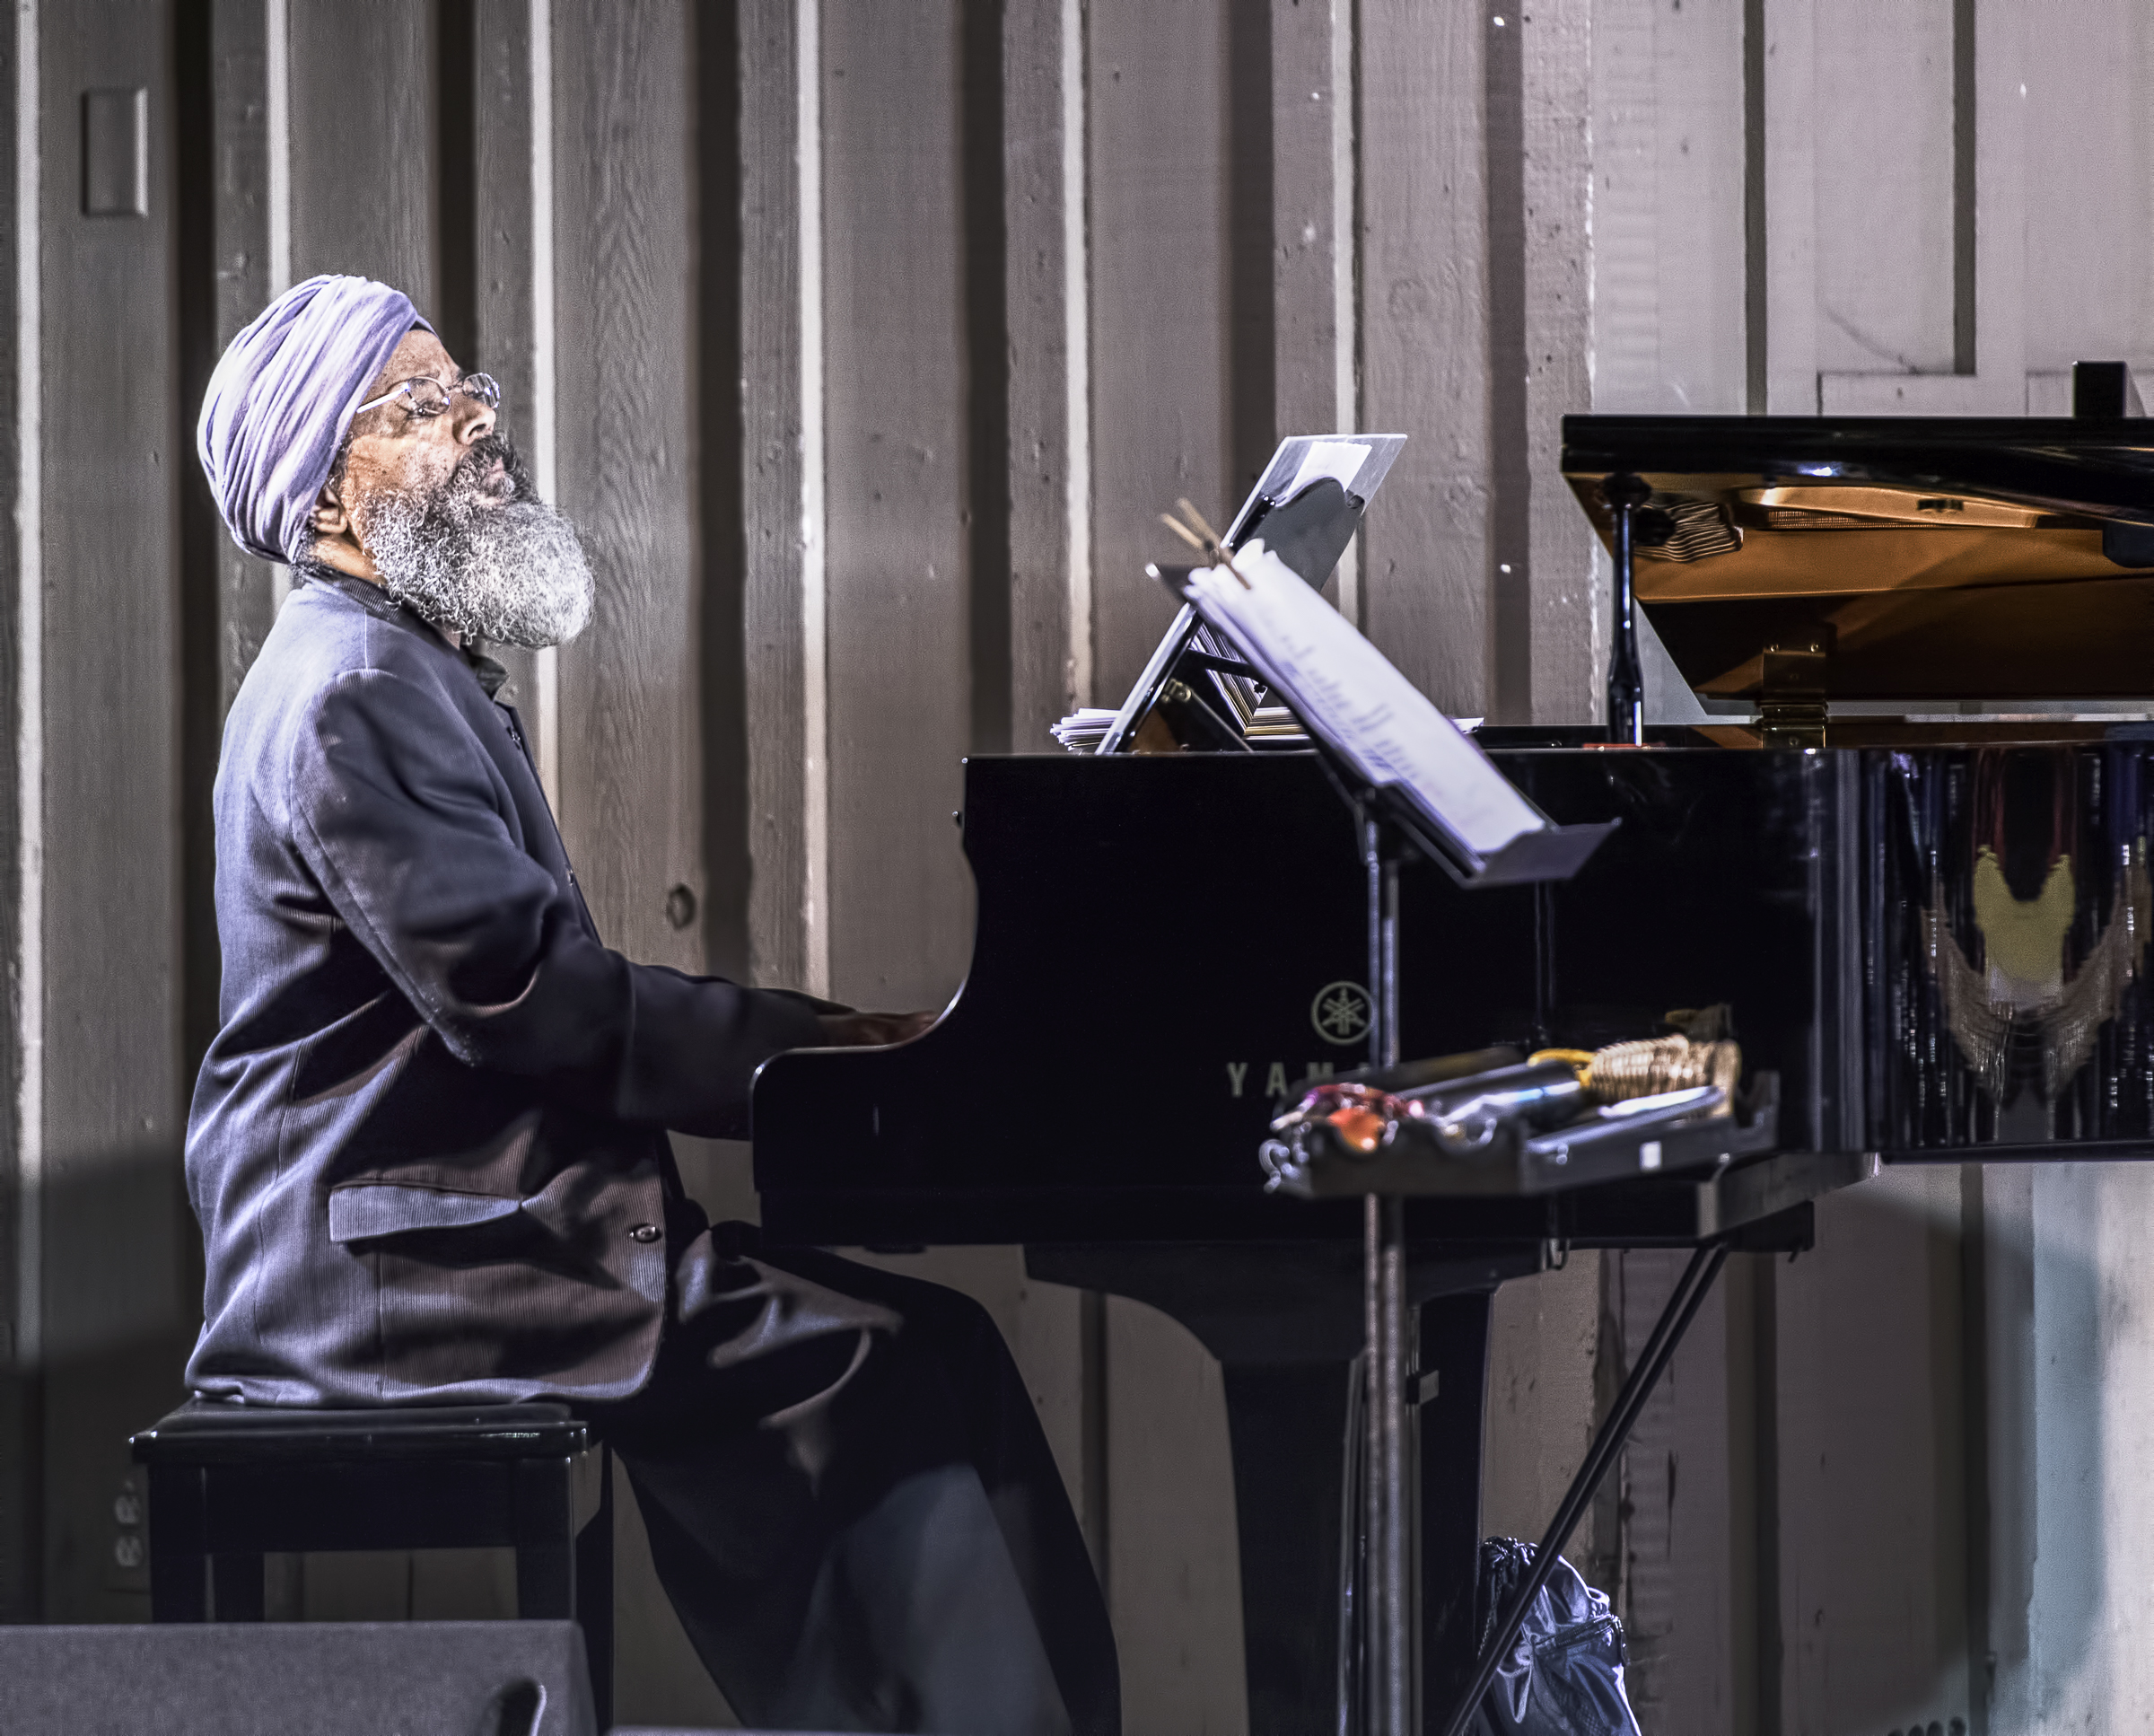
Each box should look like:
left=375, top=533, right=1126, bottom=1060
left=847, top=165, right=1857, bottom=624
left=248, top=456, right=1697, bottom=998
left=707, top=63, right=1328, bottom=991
left=287, top=665, right=842, bottom=1138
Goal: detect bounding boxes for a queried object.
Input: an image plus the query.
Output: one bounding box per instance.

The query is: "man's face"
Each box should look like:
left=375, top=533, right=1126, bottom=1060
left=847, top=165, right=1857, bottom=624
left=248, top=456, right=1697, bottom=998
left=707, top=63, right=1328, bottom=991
left=336, top=329, right=503, bottom=522
left=310, top=328, right=594, bottom=649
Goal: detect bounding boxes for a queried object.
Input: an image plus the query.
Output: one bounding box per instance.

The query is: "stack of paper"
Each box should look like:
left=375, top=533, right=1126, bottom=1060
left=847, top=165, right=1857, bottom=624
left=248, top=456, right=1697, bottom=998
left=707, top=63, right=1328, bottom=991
left=1050, top=708, right=1121, bottom=751
left=1246, top=706, right=1310, bottom=745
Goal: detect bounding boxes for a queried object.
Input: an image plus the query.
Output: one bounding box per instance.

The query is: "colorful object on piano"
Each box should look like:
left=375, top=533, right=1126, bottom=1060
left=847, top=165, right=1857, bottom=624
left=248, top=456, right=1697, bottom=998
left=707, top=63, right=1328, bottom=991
left=1530, top=1031, right=1745, bottom=1106
left=1275, top=1081, right=1402, bottom=1155
left=1269, top=1063, right=1586, bottom=1162
left=1262, top=1032, right=1773, bottom=1199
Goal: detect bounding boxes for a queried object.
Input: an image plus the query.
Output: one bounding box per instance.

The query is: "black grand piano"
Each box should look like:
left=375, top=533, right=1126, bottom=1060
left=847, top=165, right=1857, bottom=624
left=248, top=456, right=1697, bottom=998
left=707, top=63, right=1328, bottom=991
left=753, top=385, right=2154, bottom=1733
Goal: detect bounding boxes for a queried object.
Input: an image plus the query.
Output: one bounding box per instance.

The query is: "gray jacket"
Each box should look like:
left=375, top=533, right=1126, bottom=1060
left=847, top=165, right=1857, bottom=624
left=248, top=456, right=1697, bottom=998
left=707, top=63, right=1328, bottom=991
left=185, top=574, right=828, bottom=1405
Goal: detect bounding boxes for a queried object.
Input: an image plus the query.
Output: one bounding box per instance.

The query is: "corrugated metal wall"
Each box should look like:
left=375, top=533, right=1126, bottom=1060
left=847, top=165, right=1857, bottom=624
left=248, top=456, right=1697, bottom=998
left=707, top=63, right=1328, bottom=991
left=3, top=1, right=2154, bottom=1730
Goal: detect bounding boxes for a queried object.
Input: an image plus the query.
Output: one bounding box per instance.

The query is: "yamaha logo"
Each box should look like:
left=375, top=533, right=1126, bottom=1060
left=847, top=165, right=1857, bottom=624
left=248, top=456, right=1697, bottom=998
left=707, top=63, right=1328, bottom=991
left=1311, top=981, right=1373, bottom=1046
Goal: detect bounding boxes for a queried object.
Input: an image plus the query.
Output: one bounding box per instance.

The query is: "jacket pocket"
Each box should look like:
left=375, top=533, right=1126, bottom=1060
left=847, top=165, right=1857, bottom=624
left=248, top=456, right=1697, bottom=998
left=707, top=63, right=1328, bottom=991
left=327, top=1181, right=523, bottom=1245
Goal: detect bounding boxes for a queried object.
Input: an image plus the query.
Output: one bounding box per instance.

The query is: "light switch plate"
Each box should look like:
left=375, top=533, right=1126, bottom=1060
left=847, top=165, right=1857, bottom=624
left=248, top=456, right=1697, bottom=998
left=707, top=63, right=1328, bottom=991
left=82, top=88, right=147, bottom=217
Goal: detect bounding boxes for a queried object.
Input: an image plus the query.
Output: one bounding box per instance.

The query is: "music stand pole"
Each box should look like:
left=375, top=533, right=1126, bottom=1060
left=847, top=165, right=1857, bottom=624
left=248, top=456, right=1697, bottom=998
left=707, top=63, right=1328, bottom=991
left=1362, top=811, right=1410, bottom=1736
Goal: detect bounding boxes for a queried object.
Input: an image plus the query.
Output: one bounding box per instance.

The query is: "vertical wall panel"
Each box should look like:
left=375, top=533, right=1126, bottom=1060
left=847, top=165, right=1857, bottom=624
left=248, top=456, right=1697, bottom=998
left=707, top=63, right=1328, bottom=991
left=1520, top=0, right=1598, bottom=724
left=819, top=1, right=972, bottom=1012
left=1979, top=1164, right=2035, bottom=1736
left=1107, top=1296, right=1247, bottom=1736
left=0, top=0, right=29, bottom=1627
left=1482, top=1254, right=1601, bottom=1556
left=1599, top=1252, right=1738, bottom=1732
left=1268, top=0, right=1357, bottom=621
left=551, top=1, right=702, bottom=973
left=1355, top=3, right=1490, bottom=714
left=740, top=0, right=815, bottom=993
left=1761, top=0, right=1821, bottom=411
left=1589, top=0, right=1748, bottom=415
left=1269, top=0, right=1345, bottom=440
left=1986, top=1163, right=2154, bottom=1729
left=2022, top=0, right=2154, bottom=373
left=207, top=3, right=275, bottom=706
left=1085, top=0, right=1231, bottom=706
left=1003, top=0, right=1082, bottom=741
left=1776, top=1168, right=1973, bottom=1736
left=1266, top=0, right=1359, bottom=593
left=692, top=0, right=754, bottom=983
left=2018, top=1165, right=2113, bottom=1731
left=285, top=2, right=433, bottom=300
left=1815, top=0, right=2024, bottom=413
left=1810, top=0, right=1956, bottom=376
left=466, top=0, right=542, bottom=749
left=38, top=0, right=186, bottom=1621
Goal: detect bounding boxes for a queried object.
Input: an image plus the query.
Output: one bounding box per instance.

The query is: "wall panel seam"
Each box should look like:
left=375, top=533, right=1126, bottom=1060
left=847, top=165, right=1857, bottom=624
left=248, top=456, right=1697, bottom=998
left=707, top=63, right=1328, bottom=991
left=1061, top=0, right=1090, bottom=713
left=530, top=0, right=558, bottom=808
left=265, top=0, right=287, bottom=295
left=12, top=0, right=38, bottom=1372
left=797, top=0, right=827, bottom=998
left=1329, top=0, right=1358, bottom=627
left=265, top=0, right=289, bottom=614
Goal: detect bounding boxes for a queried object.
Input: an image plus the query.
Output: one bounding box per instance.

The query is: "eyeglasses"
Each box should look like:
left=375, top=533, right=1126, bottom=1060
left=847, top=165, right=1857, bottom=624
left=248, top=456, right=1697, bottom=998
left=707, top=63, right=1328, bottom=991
left=352, top=371, right=502, bottom=422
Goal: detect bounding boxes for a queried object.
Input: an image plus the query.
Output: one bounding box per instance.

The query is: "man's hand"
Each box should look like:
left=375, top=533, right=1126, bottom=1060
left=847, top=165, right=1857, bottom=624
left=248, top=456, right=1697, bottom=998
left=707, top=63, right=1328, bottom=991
left=818, top=1009, right=939, bottom=1048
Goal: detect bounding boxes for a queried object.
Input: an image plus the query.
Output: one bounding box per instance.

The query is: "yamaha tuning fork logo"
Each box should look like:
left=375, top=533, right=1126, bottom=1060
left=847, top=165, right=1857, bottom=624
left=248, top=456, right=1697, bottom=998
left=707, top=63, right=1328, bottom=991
left=1311, top=981, right=1373, bottom=1046
left=1221, top=980, right=1372, bottom=1102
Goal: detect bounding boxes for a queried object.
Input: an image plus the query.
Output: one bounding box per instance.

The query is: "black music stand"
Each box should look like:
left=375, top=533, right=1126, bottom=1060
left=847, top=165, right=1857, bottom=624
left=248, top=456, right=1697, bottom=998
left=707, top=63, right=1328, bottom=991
left=1158, top=549, right=1613, bottom=1736
left=1318, top=777, right=1771, bottom=1736
left=1326, top=780, right=1603, bottom=1736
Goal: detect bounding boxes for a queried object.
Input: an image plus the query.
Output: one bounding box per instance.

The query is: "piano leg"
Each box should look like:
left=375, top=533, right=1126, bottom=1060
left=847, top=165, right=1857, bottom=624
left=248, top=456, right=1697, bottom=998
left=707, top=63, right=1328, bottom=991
left=1218, top=1290, right=1493, bottom=1736
left=1221, top=1361, right=1353, bottom=1736
left=1026, top=1244, right=1524, bottom=1735
left=1416, top=1291, right=1493, bottom=1727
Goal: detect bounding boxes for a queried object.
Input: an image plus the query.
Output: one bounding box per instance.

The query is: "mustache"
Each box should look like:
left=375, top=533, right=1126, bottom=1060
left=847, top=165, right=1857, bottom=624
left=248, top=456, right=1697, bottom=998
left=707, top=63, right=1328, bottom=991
left=443, top=430, right=535, bottom=504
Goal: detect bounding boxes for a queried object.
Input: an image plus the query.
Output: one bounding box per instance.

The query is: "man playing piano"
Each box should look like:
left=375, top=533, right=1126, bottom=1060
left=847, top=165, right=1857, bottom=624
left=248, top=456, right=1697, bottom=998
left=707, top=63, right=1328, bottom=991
left=187, top=275, right=1116, bottom=1734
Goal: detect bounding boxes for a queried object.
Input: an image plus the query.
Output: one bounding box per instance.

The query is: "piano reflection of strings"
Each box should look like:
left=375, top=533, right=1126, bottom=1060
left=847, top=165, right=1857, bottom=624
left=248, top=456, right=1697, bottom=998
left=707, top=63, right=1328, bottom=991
left=752, top=371, right=2154, bottom=1734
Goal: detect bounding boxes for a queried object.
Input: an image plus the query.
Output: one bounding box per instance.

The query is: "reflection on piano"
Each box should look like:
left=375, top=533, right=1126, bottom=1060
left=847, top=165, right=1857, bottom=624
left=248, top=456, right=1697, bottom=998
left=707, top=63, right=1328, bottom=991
left=754, top=387, right=2154, bottom=1733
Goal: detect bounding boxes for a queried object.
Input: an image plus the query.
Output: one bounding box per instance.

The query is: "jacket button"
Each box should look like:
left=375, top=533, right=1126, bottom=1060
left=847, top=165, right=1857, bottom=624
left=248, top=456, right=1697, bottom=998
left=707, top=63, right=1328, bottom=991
left=627, top=1223, right=661, bottom=1244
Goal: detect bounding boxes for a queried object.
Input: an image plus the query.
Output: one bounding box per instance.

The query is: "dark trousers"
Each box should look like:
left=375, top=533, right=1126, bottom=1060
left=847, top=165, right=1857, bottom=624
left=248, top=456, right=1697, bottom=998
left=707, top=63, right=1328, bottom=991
left=584, top=1221, right=1118, bottom=1735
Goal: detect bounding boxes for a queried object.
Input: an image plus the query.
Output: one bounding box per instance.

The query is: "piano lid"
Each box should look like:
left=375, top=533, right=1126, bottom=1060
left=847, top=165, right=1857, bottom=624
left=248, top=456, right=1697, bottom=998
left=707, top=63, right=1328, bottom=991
left=1561, top=413, right=2154, bottom=703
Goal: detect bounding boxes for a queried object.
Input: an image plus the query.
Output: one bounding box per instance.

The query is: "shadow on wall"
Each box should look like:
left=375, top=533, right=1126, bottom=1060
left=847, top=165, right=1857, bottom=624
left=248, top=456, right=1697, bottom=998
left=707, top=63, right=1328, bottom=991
left=0, top=1141, right=197, bottom=1626
left=1774, top=1164, right=2111, bottom=1736
left=1, top=1142, right=737, bottom=1725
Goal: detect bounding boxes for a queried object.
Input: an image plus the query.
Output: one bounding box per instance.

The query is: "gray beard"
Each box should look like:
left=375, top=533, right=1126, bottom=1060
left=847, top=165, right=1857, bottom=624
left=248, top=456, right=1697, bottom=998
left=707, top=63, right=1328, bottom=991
left=361, top=478, right=595, bottom=651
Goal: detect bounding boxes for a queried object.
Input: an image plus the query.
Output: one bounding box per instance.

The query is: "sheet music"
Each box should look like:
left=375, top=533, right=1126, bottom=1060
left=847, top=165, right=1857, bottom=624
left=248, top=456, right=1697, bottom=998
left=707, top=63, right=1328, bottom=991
left=1182, top=543, right=1543, bottom=857
left=1050, top=708, right=1121, bottom=751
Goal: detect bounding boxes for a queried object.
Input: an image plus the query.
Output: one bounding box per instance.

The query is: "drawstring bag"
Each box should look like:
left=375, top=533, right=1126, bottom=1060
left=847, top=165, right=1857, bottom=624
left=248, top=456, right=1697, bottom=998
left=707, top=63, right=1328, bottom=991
left=1471, top=1538, right=1642, bottom=1736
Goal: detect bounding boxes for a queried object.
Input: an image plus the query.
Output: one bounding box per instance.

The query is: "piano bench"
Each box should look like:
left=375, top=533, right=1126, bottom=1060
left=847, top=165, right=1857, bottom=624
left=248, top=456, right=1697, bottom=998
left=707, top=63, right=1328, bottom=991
left=128, top=1400, right=613, bottom=1724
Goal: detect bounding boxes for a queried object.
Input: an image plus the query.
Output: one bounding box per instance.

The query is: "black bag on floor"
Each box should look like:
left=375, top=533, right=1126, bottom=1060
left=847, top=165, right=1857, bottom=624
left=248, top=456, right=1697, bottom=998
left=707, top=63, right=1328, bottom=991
left=1470, top=1538, right=1642, bottom=1736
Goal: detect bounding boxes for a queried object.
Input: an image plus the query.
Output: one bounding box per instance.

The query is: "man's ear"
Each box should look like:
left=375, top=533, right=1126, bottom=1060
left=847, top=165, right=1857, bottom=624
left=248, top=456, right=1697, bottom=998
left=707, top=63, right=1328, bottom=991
left=311, top=477, right=349, bottom=539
